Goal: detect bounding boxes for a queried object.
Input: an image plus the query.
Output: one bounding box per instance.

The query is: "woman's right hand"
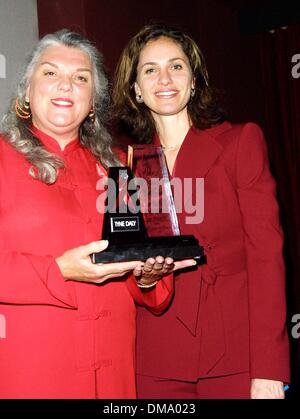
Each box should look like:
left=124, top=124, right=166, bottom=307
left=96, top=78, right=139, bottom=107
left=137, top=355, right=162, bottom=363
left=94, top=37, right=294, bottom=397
left=56, top=240, right=144, bottom=284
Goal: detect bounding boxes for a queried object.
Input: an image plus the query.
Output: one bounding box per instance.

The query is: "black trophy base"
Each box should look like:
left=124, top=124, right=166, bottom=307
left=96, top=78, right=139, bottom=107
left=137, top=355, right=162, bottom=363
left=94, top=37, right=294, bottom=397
left=91, top=235, right=205, bottom=264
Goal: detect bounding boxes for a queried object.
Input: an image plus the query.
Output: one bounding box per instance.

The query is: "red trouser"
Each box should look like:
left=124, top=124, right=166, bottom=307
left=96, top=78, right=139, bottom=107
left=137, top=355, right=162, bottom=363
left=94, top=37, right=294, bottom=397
left=136, top=372, right=251, bottom=399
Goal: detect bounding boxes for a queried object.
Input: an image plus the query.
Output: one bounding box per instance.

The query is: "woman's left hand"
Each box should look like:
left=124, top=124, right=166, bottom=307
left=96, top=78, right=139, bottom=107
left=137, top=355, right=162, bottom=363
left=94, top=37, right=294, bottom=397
left=133, top=255, right=197, bottom=287
left=250, top=379, right=285, bottom=399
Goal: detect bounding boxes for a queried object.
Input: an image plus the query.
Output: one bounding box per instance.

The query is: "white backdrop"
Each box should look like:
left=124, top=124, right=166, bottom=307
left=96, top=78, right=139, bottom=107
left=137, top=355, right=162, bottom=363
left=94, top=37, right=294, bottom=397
left=0, top=0, right=38, bottom=118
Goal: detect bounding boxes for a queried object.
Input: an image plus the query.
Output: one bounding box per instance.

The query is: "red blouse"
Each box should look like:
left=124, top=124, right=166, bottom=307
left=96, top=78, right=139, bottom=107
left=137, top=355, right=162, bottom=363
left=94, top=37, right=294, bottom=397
left=0, top=127, right=173, bottom=398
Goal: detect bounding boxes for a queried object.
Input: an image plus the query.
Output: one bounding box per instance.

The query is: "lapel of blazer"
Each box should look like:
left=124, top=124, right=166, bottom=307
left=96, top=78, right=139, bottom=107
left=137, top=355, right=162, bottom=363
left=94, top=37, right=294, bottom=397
left=173, top=121, right=232, bottom=179
left=172, top=121, right=233, bottom=335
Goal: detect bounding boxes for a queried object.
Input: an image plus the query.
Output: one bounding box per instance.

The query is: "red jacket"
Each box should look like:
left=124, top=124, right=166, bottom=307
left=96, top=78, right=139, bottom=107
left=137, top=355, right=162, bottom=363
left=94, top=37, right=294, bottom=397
left=136, top=122, right=290, bottom=383
left=0, top=127, right=173, bottom=399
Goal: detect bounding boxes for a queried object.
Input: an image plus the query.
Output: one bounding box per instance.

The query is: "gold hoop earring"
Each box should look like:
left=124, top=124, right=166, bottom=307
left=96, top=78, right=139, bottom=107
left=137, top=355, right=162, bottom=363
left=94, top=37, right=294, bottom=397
left=15, top=97, right=31, bottom=119
left=88, top=107, right=95, bottom=123
left=136, top=94, right=143, bottom=104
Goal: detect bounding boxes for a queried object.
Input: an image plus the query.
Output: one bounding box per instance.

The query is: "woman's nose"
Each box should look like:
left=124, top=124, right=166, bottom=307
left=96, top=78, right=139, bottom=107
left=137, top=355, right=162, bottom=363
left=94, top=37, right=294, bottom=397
left=57, top=75, right=73, bottom=92
left=158, top=68, right=172, bottom=85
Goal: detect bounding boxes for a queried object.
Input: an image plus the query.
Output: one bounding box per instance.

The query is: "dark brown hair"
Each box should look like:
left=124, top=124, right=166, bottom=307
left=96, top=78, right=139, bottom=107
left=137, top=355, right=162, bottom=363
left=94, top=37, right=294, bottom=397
left=112, top=23, right=225, bottom=143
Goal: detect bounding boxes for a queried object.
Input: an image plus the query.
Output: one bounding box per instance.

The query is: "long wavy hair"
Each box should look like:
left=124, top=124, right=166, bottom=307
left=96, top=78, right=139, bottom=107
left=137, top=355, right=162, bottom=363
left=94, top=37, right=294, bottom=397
left=0, top=29, right=119, bottom=184
left=113, top=23, right=226, bottom=143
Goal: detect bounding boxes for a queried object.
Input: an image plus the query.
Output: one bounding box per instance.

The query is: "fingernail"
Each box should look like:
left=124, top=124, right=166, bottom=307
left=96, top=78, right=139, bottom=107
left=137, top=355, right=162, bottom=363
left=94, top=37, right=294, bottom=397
left=99, top=240, right=109, bottom=248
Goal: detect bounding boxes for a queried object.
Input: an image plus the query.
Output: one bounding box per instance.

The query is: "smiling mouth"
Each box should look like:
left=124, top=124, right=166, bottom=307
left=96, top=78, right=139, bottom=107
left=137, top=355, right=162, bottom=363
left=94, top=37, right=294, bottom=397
left=155, top=90, right=178, bottom=98
left=51, top=98, right=74, bottom=107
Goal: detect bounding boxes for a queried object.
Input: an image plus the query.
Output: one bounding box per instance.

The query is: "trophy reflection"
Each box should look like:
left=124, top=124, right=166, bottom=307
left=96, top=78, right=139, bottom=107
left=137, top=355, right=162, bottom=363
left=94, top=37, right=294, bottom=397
left=91, top=145, right=205, bottom=263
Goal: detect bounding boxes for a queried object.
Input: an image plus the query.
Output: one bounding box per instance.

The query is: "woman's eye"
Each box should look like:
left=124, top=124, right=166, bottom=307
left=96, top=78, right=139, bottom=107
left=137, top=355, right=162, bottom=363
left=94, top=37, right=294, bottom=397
left=75, top=75, right=88, bottom=82
left=43, top=70, right=56, bottom=76
left=173, top=64, right=183, bottom=70
left=145, top=68, right=155, bottom=75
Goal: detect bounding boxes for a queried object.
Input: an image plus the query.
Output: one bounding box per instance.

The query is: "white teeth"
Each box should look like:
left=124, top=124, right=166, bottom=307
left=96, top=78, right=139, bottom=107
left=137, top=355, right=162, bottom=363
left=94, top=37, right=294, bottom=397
left=52, top=100, right=72, bottom=105
left=156, top=91, right=177, bottom=97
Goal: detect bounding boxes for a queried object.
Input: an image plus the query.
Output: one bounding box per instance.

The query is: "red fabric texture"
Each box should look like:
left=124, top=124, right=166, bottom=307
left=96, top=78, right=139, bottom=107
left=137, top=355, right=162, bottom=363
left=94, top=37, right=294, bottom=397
left=137, top=371, right=251, bottom=399
left=136, top=122, right=290, bottom=395
left=0, top=128, right=172, bottom=399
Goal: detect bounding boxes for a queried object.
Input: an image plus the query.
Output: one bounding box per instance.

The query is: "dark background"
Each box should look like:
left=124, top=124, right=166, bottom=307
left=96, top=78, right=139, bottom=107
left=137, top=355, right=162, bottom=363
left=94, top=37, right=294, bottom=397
left=36, top=0, right=267, bottom=125
left=37, top=0, right=300, bottom=397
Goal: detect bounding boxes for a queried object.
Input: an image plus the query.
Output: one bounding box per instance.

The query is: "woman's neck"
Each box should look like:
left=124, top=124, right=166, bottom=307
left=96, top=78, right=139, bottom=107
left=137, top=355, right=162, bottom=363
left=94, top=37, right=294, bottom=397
left=153, top=113, right=191, bottom=150
left=152, top=112, right=191, bottom=175
left=31, top=121, right=79, bottom=151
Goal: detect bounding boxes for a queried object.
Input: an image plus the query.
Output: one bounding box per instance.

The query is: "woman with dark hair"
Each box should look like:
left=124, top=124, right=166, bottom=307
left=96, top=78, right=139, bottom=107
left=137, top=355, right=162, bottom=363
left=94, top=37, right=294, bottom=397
left=0, top=29, right=194, bottom=399
left=113, top=23, right=290, bottom=399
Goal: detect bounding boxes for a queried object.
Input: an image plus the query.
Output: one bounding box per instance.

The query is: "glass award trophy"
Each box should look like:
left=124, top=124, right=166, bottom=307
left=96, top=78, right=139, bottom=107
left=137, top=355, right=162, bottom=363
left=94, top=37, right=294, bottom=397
left=91, top=145, right=205, bottom=263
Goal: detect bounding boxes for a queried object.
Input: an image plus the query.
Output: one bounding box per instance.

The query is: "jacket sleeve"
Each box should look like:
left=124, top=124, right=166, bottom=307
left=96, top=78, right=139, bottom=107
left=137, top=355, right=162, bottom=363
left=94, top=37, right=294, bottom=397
left=236, top=122, right=290, bottom=382
left=126, top=273, right=174, bottom=315
left=0, top=251, right=77, bottom=308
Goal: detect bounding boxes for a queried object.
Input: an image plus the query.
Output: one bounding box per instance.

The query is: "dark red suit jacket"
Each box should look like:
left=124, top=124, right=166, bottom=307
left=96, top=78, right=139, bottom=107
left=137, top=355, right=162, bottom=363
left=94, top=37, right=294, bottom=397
left=136, top=121, right=290, bottom=382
